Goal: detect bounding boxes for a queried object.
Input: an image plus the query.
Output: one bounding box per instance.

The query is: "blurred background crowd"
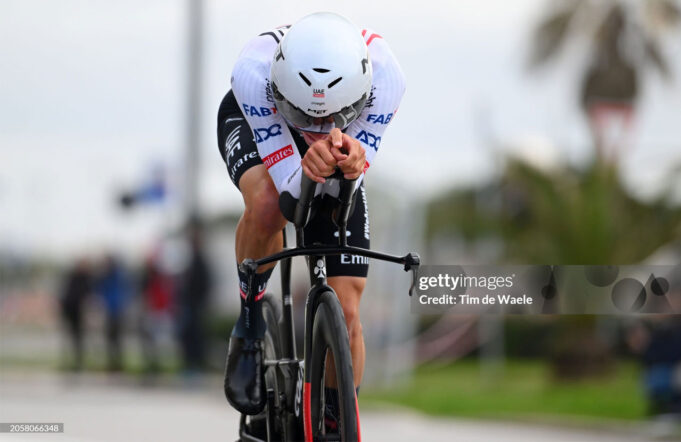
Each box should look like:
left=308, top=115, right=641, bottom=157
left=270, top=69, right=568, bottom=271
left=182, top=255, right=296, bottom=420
left=1, top=0, right=680, bottom=439
left=53, top=218, right=211, bottom=376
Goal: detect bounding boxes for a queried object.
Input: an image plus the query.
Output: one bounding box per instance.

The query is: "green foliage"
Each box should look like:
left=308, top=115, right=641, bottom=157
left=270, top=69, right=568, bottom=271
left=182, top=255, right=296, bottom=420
left=427, top=159, right=681, bottom=264
left=362, top=359, right=647, bottom=421
left=502, top=318, right=555, bottom=358
left=206, top=314, right=238, bottom=340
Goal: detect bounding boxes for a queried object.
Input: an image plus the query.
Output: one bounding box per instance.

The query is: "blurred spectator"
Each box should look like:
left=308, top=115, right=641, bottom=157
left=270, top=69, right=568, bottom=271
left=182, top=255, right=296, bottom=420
left=176, top=219, right=212, bottom=372
left=139, top=250, right=174, bottom=374
left=627, top=317, right=681, bottom=418
left=59, top=257, right=92, bottom=371
left=96, top=254, right=131, bottom=372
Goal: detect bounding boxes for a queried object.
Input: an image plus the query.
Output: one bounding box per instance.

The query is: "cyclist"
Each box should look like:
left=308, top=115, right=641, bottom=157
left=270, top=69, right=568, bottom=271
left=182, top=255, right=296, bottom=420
left=218, top=11, right=405, bottom=423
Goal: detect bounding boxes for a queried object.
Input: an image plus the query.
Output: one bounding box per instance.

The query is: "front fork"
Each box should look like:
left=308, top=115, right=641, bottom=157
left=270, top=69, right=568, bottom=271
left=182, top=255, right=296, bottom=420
left=302, top=254, right=331, bottom=441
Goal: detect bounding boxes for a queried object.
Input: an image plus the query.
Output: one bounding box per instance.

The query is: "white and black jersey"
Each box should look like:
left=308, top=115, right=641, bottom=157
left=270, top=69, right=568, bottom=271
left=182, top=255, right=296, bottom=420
left=227, top=25, right=406, bottom=198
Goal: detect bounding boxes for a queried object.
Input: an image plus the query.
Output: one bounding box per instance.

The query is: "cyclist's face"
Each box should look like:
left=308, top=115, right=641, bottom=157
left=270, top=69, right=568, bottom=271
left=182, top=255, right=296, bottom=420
left=301, top=131, right=327, bottom=146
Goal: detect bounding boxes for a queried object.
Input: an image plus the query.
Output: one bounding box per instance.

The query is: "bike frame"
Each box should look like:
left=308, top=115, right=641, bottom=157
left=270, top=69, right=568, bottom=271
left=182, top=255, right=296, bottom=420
left=239, top=175, right=420, bottom=441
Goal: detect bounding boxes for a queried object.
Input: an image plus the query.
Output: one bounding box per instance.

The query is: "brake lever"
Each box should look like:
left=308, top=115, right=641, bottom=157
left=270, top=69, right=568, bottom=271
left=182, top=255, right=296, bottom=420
left=402, top=252, right=420, bottom=297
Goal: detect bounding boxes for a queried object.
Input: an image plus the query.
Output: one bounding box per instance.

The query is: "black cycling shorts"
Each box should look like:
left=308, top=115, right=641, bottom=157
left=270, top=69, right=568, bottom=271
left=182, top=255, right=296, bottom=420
left=217, top=90, right=370, bottom=278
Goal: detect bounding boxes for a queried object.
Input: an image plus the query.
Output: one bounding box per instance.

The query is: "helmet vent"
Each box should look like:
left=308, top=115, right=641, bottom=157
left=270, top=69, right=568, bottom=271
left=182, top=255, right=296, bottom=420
left=313, top=68, right=330, bottom=73
left=328, top=77, right=343, bottom=88
left=298, top=73, right=312, bottom=86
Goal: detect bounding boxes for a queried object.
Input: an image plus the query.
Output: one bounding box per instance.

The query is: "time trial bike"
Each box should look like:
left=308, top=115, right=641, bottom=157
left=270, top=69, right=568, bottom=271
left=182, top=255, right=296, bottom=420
left=237, top=172, right=420, bottom=442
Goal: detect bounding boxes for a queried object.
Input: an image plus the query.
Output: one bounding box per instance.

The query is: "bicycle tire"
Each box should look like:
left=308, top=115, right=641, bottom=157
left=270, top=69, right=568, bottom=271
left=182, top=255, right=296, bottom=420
left=239, top=293, right=284, bottom=441
left=307, top=290, right=360, bottom=441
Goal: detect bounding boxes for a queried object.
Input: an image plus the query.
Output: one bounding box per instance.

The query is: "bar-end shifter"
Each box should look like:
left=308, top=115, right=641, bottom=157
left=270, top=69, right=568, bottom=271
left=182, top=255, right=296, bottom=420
left=402, top=252, right=420, bottom=297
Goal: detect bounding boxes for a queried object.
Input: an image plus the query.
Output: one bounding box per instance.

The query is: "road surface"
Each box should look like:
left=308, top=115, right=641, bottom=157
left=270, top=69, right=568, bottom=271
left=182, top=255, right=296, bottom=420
left=0, top=372, right=669, bottom=441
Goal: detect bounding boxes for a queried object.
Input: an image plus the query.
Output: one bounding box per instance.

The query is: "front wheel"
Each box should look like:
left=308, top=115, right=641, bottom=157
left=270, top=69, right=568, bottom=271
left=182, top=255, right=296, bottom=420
left=307, top=290, right=359, bottom=441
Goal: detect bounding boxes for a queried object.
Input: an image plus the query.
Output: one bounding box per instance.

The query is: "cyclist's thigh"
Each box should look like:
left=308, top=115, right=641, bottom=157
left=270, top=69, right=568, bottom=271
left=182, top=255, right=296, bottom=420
left=217, top=89, right=263, bottom=191
left=304, top=183, right=370, bottom=278
left=217, top=89, right=307, bottom=207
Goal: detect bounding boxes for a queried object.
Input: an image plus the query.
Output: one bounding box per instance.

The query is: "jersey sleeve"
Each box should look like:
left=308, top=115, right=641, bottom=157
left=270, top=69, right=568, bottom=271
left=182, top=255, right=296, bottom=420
left=231, top=47, right=302, bottom=195
left=345, top=31, right=406, bottom=175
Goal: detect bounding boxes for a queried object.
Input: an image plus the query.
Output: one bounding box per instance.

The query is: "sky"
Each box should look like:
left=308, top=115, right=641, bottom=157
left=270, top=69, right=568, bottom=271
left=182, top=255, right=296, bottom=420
left=1, top=0, right=680, bottom=259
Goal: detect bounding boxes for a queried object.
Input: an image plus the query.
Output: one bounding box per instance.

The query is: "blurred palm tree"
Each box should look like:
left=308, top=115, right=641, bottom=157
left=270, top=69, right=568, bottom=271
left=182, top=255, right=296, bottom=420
left=425, top=1, right=681, bottom=378
left=529, top=0, right=680, bottom=159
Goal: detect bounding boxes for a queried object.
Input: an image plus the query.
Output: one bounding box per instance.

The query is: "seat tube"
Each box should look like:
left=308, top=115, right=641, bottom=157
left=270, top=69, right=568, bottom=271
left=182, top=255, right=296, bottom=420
left=280, top=229, right=296, bottom=359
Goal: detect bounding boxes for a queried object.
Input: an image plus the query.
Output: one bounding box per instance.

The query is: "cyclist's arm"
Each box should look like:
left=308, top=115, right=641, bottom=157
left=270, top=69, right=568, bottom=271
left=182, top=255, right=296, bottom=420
left=344, top=30, right=406, bottom=178
left=231, top=52, right=302, bottom=196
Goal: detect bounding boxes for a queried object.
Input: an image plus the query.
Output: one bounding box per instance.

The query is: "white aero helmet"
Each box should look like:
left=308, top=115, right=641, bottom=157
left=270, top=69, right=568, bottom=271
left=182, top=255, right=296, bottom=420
left=270, top=12, right=372, bottom=133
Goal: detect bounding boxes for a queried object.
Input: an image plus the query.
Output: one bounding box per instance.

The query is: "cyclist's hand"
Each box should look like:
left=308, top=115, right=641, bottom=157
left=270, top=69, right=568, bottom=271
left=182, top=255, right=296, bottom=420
left=302, top=138, right=337, bottom=184
left=331, top=131, right=366, bottom=180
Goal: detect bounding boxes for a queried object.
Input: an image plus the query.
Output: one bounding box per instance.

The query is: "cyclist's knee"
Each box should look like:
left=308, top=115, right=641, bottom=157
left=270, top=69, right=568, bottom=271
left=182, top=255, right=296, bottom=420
left=342, top=298, right=360, bottom=331
left=246, top=192, right=286, bottom=235
left=330, top=277, right=365, bottom=337
left=241, top=170, right=286, bottom=236
left=349, top=315, right=363, bottom=341
left=343, top=305, right=363, bottom=345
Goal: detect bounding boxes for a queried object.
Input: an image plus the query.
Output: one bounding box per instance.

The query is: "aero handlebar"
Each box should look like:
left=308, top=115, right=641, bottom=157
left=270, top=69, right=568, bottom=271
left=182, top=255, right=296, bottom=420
left=243, top=169, right=420, bottom=297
